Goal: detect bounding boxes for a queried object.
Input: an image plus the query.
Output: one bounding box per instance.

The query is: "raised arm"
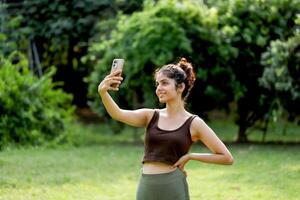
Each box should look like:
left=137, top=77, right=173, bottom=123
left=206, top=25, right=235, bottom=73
left=98, top=70, right=153, bottom=127
left=188, top=117, right=234, bottom=165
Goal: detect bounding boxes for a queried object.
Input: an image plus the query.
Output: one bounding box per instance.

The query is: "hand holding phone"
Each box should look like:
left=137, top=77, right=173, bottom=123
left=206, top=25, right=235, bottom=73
left=110, top=58, right=124, bottom=88
left=111, top=59, right=124, bottom=75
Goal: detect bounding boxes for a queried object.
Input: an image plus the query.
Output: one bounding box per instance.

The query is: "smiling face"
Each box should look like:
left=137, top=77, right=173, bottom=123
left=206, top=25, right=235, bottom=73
left=155, top=72, right=183, bottom=103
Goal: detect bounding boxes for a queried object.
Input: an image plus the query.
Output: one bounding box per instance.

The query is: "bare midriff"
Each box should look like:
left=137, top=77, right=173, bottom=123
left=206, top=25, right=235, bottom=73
left=142, top=161, right=176, bottom=174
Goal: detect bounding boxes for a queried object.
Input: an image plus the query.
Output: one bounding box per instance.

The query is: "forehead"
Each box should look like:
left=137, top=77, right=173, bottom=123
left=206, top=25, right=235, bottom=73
left=155, top=72, right=172, bottom=82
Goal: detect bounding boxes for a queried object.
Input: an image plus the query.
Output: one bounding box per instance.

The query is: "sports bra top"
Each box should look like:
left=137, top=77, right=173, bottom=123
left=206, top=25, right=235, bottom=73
left=142, top=110, right=197, bottom=165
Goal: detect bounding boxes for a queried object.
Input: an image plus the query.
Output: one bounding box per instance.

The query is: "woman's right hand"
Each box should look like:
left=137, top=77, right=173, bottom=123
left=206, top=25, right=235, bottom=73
left=98, top=70, right=123, bottom=95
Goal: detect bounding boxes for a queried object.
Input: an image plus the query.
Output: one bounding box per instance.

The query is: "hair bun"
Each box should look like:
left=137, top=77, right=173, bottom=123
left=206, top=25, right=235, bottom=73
left=179, top=58, right=188, bottom=64
left=155, top=58, right=196, bottom=101
left=177, top=58, right=196, bottom=90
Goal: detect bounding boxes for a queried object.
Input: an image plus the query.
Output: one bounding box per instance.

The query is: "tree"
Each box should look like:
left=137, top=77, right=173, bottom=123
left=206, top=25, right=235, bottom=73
left=260, top=15, right=300, bottom=127
left=86, top=0, right=299, bottom=142
left=4, top=0, right=144, bottom=107
left=0, top=52, right=74, bottom=148
left=216, top=0, right=300, bottom=142
left=85, top=0, right=232, bottom=120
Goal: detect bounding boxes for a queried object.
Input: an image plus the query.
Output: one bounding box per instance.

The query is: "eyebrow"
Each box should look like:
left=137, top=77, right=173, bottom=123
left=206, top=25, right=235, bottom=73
left=156, top=78, right=168, bottom=82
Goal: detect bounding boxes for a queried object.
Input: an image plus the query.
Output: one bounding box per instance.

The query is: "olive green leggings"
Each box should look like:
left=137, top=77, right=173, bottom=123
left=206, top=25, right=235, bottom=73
left=136, top=168, right=190, bottom=200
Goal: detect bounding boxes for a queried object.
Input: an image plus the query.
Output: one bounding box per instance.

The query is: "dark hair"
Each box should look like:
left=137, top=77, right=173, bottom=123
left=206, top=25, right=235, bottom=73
left=155, top=58, right=196, bottom=101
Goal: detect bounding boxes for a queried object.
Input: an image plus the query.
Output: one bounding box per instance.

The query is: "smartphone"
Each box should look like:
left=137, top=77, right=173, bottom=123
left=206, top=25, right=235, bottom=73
left=110, top=58, right=124, bottom=76
left=110, top=58, right=124, bottom=88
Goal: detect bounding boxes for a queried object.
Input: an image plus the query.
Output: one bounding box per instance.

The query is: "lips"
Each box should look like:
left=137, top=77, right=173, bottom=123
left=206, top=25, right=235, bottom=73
left=157, top=92, right=166, bottom=98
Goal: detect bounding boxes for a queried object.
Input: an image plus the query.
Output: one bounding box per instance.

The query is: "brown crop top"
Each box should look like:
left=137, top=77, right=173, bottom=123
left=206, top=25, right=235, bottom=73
left=142, top=110, right=197, bottom=165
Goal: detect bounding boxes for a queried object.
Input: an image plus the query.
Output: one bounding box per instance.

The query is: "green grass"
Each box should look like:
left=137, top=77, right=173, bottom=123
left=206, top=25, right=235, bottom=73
left=1, top=144, right=300, bottom=200
left=0, top=119, right=299, bottom=200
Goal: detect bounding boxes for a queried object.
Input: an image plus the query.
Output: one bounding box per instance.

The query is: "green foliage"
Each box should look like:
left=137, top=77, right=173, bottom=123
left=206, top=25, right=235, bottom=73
left=86, top=0, right=226, bottom=117
left=260, top=39, right=299, bottom=98
left=21, top=0, right=111, bottom=68
left=0, top=52, right=74, bottom=148
left=2, top=0, right=144, bottom=107
left=260, top=15, right=300, bottom=122
left=5, top=0, right=295, bottom=142
left=13, top=0, right=144, bottom=71
left=85, top=0, right=300, bottom=140
left=213, top=0, right=300, bottom=141
left=0, top=5, right=31, bottom=56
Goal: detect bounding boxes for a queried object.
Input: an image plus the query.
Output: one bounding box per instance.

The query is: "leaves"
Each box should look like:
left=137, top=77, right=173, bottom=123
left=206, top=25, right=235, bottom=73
left=86, top=0, right=223, bottom=116
left=260, top=23, right=300, bottom=121
left=0, top=53, right=74, bottom=148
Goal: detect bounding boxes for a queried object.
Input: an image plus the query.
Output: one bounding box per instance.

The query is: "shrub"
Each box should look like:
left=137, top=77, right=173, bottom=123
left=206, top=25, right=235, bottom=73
left=0, top=52, right=74, bottom=148
left=260, top=15, right=300, bottom=122
left=85, top=0, right=222, bottom=117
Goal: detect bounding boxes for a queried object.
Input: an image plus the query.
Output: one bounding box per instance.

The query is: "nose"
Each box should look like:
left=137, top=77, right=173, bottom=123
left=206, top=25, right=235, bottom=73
left=156, top=84, right=163, bottom=92
left=156, top=85, right=162, bottom=95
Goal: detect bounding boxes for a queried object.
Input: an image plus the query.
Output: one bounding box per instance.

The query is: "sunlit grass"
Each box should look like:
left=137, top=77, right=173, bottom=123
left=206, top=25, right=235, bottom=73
left=0, top=118, right=299, bottom=200
left=1, top=144, right=300, bottom=200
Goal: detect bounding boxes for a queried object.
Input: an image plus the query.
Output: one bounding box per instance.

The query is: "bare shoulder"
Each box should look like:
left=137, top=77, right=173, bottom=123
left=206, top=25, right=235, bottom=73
left=190, top=116, right=205, bottom=130
left=139, top=108, right=156, bottom=118
left=137, top=108, right=156, bottom=125
left=190, top=116, right=207, bottom=142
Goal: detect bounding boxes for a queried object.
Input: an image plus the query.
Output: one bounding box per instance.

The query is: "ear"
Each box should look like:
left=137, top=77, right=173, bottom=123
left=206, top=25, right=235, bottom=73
left=177, top=83, right=185, bottom=93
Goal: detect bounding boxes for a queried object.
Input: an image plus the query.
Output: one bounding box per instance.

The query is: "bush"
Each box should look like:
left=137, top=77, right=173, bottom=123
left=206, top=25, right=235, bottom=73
left=0, top=52, right=74, bottom=149
left=260, top=15, right=300, bottom=122
left=213, top=0, right=300, bottom=141
left=85, top=0, right=299, bottom=141
left=85, top=0, right=223, bottom=117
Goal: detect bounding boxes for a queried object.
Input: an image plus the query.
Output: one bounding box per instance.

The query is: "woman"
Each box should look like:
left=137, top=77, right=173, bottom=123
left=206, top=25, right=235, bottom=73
left=98, top=58, right=234, bottom=200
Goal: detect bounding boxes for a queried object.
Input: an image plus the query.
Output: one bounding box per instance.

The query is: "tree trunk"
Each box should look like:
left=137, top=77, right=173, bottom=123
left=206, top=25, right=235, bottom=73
left=237, top=125, right=248, bottom=143
left=262, top=119, right=269, bottom=142
left=65, top=37, right=88, bottom=107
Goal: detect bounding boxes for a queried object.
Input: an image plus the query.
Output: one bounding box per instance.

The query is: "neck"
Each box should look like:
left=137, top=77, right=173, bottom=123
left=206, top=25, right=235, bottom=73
left=165, top=97, right=185, bottom=116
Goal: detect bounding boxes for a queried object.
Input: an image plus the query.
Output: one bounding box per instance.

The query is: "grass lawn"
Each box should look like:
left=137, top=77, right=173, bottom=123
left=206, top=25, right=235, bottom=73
left=1, top=143, right=300, bottom=200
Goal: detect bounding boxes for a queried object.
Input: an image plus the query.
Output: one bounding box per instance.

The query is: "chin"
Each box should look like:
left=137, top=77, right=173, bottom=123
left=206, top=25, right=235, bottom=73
left=158, top=98, right=167, bottom=103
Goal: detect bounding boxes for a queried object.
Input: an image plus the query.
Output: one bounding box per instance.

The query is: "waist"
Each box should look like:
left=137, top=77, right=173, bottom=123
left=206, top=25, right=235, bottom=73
left=142, top=161, right=176, bottom=174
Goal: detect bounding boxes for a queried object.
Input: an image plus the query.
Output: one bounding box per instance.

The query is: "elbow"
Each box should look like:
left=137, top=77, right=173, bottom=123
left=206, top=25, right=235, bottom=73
left=216, top=153, right=234, bottom=165
left=110, top=110, right=123, bottom=121
left=216, top=152, right=234, bottom=165
left=226, top=155, right=234, bottom=165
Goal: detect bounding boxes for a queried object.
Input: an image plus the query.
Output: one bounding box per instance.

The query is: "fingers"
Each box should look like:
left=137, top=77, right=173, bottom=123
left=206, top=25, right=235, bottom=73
left=109, top=79, right=122, bottom=85
left=104, top=76, right=122, bottom=85
left=173, top=162, right=182, bottom=168
left=173, top=162, right=187, bottom=176
left=107, top=74, right=122, bottom=80
left=109, top=86, right=119, bottom=91
left=99, top=77, right=122, bottom=93
left=173, top=163, right=183, bottom=170
left=98, top=70, right=124, bottom=94
left=178, top=165, right=184, bottom=170
left=106, top=76, right=123, bottom=84
left=173, top=162, right=178, bottom=168
left=173, top=159, right=186, bottom=168
left=108, top=69, right=122, bottom=77
left=182, top=170, right=187, bottom=177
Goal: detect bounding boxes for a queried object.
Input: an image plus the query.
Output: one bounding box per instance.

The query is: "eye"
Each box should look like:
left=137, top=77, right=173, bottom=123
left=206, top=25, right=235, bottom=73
left=155, top=79, right=169, bottom=87
left=162, top=81, right=168, bottom=86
